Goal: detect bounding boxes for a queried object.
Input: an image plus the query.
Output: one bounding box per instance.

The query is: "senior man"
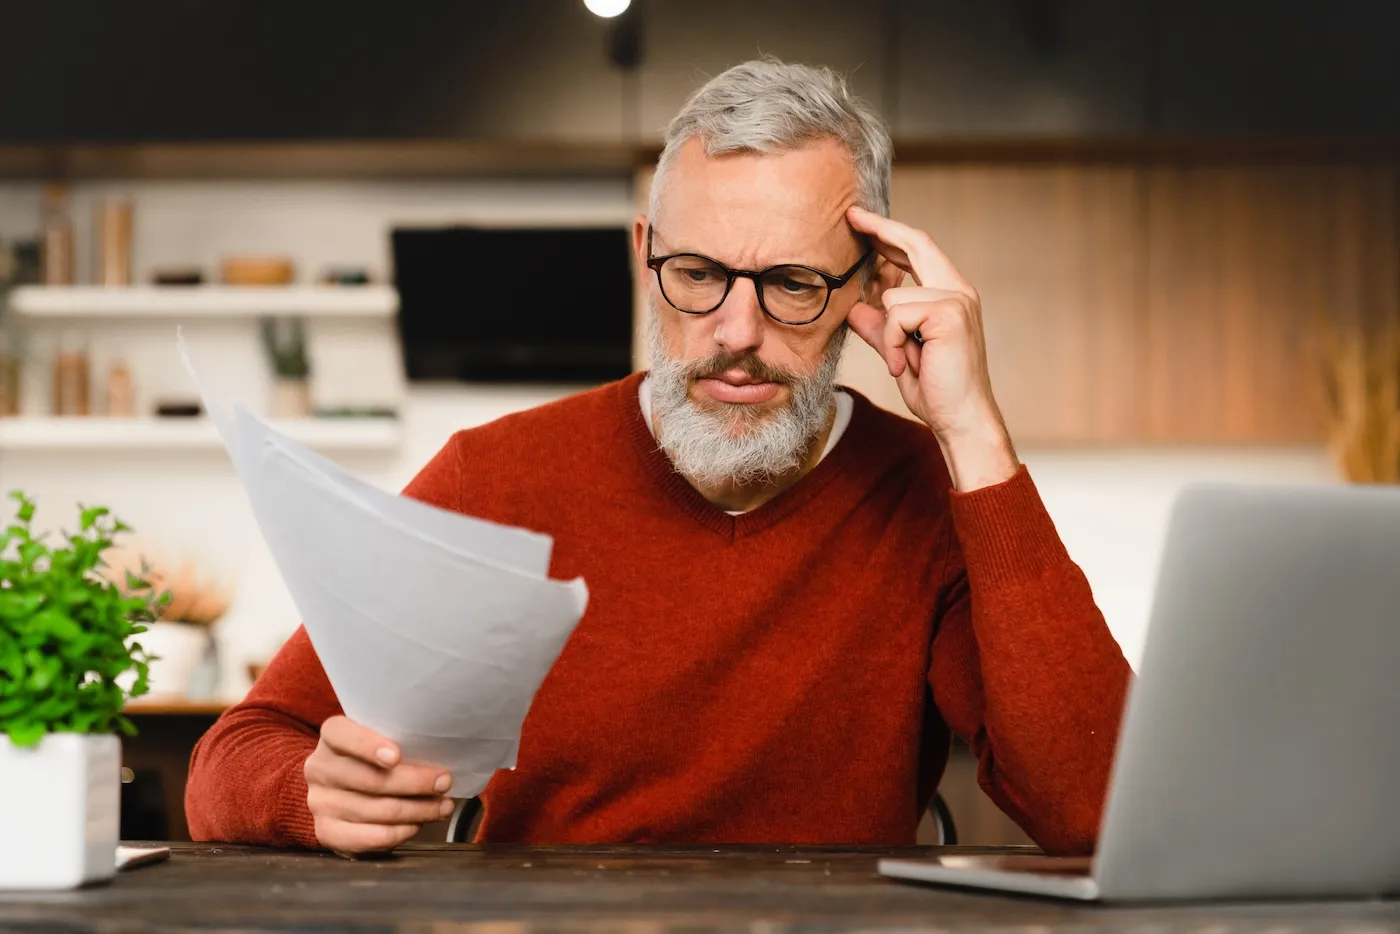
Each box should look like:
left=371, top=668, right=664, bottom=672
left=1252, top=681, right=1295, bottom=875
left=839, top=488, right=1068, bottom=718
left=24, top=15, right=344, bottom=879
left=187, top=59, right=1131, bottom=856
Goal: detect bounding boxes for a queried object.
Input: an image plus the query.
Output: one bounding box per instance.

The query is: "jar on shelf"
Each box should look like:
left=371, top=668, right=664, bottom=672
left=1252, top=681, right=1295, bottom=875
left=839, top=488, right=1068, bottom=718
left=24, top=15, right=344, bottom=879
left=95, top=200, right=134, bottom=287
left=0, top=331, right=20, bottom=417
left=51, top=330, right=91, bottom=417
left=106, top=358, right=135, bottom=417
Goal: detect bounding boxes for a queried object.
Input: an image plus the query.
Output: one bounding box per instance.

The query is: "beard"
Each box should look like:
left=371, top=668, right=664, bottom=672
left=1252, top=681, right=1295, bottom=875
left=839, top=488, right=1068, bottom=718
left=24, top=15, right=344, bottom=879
left=644, top=307, right=848, bottom=488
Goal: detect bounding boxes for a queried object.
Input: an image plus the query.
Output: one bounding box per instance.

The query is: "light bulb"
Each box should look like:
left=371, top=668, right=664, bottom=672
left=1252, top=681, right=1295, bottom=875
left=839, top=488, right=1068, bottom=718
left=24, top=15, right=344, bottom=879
left=584, top=0, right=630, bottom=17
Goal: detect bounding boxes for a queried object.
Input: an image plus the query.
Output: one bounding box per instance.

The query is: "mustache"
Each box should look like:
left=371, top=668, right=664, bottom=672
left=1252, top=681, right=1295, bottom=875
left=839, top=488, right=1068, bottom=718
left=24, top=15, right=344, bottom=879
left=686, top=352, right=798, bottom=385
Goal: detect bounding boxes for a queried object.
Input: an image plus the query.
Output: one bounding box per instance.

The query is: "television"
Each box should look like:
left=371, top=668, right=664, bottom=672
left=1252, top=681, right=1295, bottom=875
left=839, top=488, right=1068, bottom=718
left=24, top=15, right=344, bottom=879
left=392, top=226, right=635, bottom=383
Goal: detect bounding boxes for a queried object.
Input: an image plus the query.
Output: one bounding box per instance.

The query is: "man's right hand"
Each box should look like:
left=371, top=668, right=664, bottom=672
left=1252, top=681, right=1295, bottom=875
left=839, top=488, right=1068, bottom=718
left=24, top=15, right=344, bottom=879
left=304, top=716, right=455, bottom=856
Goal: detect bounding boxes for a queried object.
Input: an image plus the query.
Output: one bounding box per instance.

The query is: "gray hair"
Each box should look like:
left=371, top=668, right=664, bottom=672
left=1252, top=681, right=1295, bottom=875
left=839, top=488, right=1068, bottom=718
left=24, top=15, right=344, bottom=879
left=649, top=58, right=892, bottom=221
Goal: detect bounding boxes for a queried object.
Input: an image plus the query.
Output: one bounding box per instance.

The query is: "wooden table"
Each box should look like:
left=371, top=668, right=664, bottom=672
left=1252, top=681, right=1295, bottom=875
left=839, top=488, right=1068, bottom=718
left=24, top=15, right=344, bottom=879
left=2, top=844, right=1397, bottom=931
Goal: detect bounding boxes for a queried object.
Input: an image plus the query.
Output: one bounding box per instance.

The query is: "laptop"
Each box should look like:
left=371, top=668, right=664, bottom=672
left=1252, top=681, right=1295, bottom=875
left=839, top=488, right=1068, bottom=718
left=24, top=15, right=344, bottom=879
left=881, top=482, right=1400, bottom=902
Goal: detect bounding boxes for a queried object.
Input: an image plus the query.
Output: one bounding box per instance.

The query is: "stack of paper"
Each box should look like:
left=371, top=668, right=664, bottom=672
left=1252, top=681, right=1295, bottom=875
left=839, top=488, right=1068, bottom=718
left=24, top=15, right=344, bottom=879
left=179, top=334, right=589, bottom=798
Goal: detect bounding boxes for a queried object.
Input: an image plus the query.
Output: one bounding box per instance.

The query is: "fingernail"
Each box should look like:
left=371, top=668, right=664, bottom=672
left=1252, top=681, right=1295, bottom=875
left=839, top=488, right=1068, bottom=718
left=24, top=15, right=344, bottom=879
left=439, top=798, right=456, bottom=818
left=375, top=746, right=397, bottom=765
left=434, top=774, right=452, bottom=794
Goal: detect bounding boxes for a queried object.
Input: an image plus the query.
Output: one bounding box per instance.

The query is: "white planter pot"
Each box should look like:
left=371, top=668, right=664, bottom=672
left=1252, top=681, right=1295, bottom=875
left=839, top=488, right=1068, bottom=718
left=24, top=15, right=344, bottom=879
left=120, top=621, right=211, bottom=700
left=0, top=733, right=120, bottom=889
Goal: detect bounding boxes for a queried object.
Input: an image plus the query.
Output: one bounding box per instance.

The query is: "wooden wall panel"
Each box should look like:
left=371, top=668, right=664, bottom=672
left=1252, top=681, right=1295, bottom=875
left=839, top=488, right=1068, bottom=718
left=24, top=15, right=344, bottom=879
left=634, top=161, right=1398, bottom=444
left=883, top=166, right=1144, bottom=444
left=1142, top=165, right=1399, bottom=442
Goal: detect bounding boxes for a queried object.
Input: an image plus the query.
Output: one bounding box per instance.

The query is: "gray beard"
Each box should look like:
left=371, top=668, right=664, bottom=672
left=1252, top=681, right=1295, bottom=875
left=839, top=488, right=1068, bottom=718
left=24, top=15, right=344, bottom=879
left=644, top=309, right=847, bottom=488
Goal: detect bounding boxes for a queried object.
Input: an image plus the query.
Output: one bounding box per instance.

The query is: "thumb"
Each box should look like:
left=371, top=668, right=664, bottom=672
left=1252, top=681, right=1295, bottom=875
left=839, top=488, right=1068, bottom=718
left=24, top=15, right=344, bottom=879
left=847, top=301, right=900, bottom=376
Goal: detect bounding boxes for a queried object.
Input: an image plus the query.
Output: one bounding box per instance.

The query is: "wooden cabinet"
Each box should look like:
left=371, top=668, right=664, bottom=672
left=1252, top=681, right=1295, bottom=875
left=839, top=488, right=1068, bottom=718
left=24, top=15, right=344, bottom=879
left=892, top=1, right=1148, bottom=137
left=1140, top=165, right=1400, bottom=442
left=635, top=0, right=891, bottom=141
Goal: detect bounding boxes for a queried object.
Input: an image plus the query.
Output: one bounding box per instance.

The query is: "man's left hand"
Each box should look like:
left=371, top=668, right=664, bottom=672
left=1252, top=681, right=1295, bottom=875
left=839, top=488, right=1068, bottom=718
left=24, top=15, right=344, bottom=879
left=845, top=205, right=1020, bottom=492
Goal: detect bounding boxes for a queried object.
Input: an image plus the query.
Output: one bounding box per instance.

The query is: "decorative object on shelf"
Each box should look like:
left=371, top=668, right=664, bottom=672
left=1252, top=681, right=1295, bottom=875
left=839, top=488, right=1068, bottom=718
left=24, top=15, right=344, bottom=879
left=105, top=359, right=135, bottom=418
left=313, top=405, right=400, bottom=420
left=221, top=255, right=295, bottom=286
left=1319, top=315, right=1400, bottom=484
left=50, top=330, right=91, bottom=416
left=261, top=315, right=312, bottom=418
left=41, top=184, right=75, bottom=287
left=104, top=547, right=232, bottom=701
left=0, top=331, right=19, bottom=417
left=95, top=200, right=134, bottom=287
left=0, top=491, right=164, bottom=889
left=320, top=266, right=371, bottom=286
left=150, top=266, right=204, bottom=287
left=154, top=400, right=203, bottom=418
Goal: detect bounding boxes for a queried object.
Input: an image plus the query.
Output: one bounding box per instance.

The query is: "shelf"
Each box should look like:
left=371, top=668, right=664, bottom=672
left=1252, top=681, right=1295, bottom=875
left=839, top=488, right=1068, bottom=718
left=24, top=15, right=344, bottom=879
left=124, top=700, right=230, bottom=717
left=9, top=285, right=398, bottom=319
left=0, top=416, right=402, bottom=452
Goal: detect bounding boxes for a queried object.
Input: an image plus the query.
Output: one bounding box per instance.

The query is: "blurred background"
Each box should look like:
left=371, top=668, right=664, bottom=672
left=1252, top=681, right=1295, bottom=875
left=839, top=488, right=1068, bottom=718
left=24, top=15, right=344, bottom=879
left=0, top=0, right=1396, bottom=841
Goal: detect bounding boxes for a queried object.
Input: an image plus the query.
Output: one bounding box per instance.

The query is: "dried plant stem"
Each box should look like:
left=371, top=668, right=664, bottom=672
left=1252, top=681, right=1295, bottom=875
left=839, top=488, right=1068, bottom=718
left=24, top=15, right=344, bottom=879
left=1318, top=318, right=1400, bottom=484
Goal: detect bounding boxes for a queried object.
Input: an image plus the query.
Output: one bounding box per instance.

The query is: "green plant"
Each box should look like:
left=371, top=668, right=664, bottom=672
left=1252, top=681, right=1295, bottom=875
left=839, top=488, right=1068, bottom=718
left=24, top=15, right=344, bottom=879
left=0, top=491, right=168, bottom=748
left=261, top=316, right=310, bottom=380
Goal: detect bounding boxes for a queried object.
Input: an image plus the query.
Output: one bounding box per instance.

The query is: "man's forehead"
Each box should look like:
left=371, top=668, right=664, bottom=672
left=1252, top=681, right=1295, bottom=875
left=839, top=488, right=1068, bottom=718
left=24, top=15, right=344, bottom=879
left=657, top=139, right=859, bottom=253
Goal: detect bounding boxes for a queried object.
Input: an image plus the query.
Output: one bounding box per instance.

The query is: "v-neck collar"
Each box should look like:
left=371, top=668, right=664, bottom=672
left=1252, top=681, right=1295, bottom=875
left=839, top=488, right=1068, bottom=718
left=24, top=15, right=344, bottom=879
left=618, top=371, right=877, bottom=541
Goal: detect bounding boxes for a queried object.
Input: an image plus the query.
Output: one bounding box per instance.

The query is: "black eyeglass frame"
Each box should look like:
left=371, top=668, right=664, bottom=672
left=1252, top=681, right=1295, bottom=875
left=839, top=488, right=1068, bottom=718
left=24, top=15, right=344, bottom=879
left=645, top=226, right=873, bottom=326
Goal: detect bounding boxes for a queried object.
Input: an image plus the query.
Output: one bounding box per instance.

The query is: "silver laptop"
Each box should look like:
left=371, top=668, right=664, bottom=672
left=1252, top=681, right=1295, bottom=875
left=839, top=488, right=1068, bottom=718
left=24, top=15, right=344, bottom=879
left=881, top=482, right=1400, bottom=902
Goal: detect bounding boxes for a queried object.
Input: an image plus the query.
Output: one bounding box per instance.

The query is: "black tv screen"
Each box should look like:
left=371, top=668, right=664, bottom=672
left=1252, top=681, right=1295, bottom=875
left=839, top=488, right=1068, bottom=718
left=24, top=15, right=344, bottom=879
left=392, top=226, right=635, bottom=383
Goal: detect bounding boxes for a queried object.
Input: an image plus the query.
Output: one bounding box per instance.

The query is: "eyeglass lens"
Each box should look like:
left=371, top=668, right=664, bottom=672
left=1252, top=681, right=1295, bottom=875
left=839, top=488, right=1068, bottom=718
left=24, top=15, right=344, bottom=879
left=657, top=255, right=830, bottom=323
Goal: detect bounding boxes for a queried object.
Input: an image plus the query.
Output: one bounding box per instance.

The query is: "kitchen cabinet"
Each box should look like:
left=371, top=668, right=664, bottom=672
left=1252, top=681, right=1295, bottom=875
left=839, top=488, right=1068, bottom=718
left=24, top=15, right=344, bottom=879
left=1140, top=164, right=1400, bottom=442
left=635, top=0, right=891, bottom=142
left=1146, top=1, right=1400, bottom=134
left=892, top=0, right=1149, bottom=138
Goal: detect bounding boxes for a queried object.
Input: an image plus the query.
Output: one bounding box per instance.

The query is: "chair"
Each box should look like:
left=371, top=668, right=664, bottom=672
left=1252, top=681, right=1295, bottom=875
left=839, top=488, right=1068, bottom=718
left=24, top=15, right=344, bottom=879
left=447, top=793, right=958, bottom=844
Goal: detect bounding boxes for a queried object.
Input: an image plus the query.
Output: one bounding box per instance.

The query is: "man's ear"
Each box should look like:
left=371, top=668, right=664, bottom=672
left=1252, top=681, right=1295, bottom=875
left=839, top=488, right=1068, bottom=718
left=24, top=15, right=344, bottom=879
left=632, top=215, right=650, bottom=276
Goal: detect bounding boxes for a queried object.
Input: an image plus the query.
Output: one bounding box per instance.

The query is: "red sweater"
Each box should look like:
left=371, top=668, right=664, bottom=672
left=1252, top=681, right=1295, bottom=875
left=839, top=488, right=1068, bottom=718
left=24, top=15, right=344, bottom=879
left=186, top=372, right=1130, bottom=854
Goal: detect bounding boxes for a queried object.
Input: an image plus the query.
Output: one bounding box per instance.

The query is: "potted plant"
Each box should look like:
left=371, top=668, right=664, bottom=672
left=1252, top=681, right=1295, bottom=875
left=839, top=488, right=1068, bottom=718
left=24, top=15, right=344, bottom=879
left=261, top=315, right=312, bottom=418
left=104, top=548, right=231, bottom=700
left=0, top=491, right=166, bottom=890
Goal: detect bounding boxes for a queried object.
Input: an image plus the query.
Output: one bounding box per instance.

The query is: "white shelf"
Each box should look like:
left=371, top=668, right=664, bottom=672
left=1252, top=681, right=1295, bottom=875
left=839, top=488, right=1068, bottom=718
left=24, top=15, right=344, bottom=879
left=0, top=417, right=402, bottom=452
left=9, top=285, right=399, bottom=319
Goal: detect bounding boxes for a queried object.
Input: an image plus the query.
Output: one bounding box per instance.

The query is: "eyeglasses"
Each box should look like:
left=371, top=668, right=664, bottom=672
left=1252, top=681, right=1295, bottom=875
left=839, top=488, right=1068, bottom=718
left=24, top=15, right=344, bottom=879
left=646, top=226, right=872, bottom=326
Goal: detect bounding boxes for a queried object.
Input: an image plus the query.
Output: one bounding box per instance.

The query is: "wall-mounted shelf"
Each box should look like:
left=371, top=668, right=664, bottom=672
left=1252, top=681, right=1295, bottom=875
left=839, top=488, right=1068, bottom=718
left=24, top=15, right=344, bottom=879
left=0, top=417, right=402, bottom=452
left=9, top=285, right=398, bottom=319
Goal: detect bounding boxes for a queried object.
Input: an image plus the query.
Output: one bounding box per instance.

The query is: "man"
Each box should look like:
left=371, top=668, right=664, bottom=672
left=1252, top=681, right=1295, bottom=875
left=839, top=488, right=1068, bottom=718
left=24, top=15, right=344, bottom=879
left=186, top=59, right=1130, bottom=856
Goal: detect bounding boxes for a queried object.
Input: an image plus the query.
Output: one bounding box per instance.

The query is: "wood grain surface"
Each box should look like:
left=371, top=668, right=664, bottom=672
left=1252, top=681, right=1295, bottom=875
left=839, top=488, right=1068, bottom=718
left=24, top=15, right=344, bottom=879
left=1, top=843, right=1395, bottom=931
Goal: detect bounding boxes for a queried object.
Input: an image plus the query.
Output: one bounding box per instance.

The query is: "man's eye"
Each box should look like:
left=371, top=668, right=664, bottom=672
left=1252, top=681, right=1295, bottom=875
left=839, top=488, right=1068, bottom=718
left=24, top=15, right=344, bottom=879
left=681, top=267, right=716, bottom=282
left=780, top=278, right=820, bottom=294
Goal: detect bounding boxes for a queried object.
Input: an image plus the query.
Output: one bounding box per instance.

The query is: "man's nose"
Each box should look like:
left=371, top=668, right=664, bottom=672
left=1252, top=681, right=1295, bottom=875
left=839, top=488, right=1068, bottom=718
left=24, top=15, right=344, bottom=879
left=711, top=277, right=765, bottom=356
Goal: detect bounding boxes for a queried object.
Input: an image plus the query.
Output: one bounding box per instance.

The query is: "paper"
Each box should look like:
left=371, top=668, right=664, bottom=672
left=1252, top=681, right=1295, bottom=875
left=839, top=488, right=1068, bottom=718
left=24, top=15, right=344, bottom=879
left=179, top=333, right=588, bottom=797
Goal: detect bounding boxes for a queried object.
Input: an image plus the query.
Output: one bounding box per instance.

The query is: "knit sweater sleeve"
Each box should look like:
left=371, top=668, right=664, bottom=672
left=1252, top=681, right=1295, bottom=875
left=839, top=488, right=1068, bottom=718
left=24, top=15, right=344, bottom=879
left=928, top=465, right=1132, bottom=855
left=184, top=435, right=467, bottom=848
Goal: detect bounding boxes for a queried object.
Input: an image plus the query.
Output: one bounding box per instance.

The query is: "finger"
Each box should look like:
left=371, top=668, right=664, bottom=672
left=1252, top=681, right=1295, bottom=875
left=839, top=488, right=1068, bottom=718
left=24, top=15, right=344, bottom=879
left=307, top=750, right=451, bottom=797
left=309, top=784, right=456, bottom=826
left=320, top=716, right=401, bottom=768
left=882, top=300, right=959, bottom=378
left=847, top=206, right=969, bottom=293
left=847, top=301, right=902, bottom=377
left=316, top=818, right=420, bottom=856
left=880, top=285, right=963, bottom=310
left=904, top=339, right=923, bottom=379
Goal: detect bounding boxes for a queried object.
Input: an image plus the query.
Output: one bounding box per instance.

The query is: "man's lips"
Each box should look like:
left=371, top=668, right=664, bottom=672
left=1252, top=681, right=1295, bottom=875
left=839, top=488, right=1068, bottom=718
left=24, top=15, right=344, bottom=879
left=695, top=369, right=782, bottom=404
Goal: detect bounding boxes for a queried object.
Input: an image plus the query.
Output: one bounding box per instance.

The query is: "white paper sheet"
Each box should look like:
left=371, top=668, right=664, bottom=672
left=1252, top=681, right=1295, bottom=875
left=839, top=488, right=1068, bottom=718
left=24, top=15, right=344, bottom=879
left=179, top=333, right=588, bottom=796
